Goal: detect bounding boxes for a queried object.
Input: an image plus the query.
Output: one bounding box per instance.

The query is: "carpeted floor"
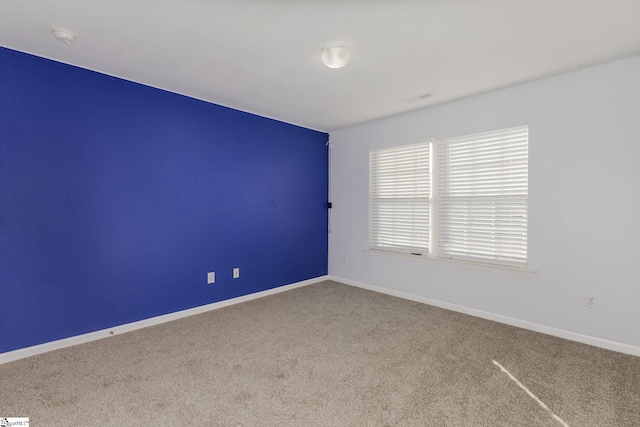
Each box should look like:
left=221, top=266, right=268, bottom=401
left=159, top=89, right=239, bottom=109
left=2, top=280, right=639, bottom=426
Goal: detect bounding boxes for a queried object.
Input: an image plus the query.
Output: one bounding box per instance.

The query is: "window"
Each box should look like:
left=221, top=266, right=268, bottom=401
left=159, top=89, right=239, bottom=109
left=369, top=142, right=431, bottom=254
left=369, top=126, right=528, bottom=268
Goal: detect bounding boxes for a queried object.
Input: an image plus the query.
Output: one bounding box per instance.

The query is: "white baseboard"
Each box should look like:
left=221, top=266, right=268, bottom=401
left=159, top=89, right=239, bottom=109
left=328, top=275, right=640, bottom=357
left=6, top=274, right=637, bottom=364
left=0, top=275, right=329, bottom=365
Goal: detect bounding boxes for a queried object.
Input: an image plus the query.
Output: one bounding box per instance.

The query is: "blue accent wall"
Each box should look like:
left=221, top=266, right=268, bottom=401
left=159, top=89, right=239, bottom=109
left=0, top=47, right=328, bottom=353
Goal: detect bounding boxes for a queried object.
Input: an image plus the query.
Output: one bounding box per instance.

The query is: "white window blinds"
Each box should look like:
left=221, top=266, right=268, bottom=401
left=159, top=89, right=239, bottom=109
left=436, top=126, right=528, bottom=267
left=369, top=142, right=430, bottom=254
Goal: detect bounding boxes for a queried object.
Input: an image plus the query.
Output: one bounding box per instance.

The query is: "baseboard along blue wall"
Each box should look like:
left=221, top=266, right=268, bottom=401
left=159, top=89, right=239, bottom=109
left=0, top=47, right=329, bottom=353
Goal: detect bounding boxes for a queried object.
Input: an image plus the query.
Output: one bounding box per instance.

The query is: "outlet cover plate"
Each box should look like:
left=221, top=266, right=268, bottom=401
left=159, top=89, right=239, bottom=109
left=585, top=294, right=598, bottom=309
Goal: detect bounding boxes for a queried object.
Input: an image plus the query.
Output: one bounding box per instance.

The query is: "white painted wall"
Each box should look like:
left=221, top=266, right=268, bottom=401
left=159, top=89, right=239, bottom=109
left=328, top=56, right=640, bottom=350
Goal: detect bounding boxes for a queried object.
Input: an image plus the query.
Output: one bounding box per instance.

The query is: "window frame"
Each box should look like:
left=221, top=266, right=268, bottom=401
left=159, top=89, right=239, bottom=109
left=369, top=141, right=431, bottom=255
left=368, top=126, right=531, bottom=272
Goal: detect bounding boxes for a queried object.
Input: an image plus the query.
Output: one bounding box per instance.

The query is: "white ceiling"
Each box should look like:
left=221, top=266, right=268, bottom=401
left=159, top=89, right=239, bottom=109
left=2, top=1, right=640, bottom=132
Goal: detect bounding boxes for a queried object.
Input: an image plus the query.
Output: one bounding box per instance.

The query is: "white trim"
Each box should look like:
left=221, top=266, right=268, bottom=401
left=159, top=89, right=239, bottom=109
left=0, top=275, right=328, bottom=365
left=364, top=248, right=537, bottom=277
left=328, top=275, right=640, bottom=357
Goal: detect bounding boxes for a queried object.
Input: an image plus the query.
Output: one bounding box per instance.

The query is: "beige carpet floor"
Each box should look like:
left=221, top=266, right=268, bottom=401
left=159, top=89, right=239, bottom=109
left=2, top=280, right=639, bottom=426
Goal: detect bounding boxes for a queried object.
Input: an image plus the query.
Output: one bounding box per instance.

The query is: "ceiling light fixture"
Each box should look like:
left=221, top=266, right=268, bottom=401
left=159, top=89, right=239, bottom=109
left=52, top=28, right=76, bottom=44
left=321, top=45, right=351, bottom=69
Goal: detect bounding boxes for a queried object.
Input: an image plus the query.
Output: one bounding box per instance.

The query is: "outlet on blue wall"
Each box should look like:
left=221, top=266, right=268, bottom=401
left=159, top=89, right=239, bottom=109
left=0, top=47, right=328, bottom=353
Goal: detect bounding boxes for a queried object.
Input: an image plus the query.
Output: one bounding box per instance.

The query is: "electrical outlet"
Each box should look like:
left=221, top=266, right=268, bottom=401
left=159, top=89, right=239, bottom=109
left=585, top=294, right=598, bottom=309
left=207, top=272, right=215, bottom=284
left=342, top=255, right=348, bottom=264
left=233, top=268, right=240, bottom=279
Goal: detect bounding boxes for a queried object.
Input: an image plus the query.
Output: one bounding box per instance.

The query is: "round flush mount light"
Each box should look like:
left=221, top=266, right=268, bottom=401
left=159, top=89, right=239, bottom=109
left=321, top=45, right=351, bottom=69
left=52, top=28, right=76, bottom=44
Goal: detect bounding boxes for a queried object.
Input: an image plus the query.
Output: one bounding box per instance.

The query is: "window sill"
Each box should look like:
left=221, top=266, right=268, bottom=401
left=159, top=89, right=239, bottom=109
left=364, top=249, right=537, bottom=277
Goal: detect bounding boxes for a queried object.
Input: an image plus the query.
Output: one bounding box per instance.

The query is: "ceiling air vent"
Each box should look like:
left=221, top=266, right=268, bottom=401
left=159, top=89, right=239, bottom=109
left=406, top=93, right=433, bottom=103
